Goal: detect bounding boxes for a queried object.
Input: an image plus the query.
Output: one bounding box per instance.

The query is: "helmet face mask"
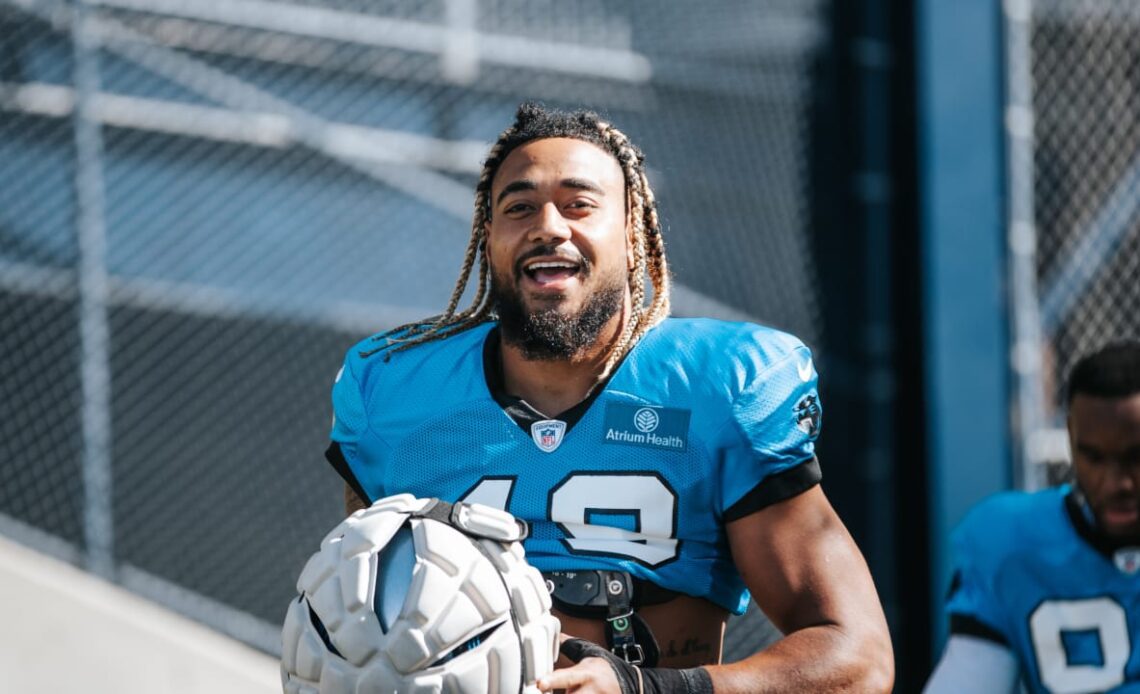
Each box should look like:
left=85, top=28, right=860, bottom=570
left=281, top=495, right=560, bottom=694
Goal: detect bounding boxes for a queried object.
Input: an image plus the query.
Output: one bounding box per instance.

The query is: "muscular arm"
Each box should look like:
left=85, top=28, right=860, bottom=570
left=709, top=486, right=894, bottom=693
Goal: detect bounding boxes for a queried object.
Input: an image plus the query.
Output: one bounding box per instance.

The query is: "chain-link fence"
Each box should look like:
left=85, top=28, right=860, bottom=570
left=1, top=0, right=824, bottom=660
left=1008, top=0, right=1140, bottom=486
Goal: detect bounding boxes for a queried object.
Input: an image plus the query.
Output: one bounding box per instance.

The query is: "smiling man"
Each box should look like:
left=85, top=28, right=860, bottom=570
left=324, top=103, right=893, bottom=693
left=926, top=342, right=1140, bottom=694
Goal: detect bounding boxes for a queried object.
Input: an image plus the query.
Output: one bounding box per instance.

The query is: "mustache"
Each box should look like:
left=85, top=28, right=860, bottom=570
left=513, top=245, right=589, bottom=279
left=1103, top=495, right=1140, bottom=509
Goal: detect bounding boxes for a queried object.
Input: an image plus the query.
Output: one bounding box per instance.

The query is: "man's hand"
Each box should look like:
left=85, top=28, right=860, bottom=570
left=537, top=637, right=625, bottom=694
left=538, top=637, right=713, bottom=694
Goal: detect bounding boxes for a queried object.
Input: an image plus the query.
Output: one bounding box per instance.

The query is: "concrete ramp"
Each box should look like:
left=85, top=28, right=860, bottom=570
left=0, top=534, right=281, bottom=694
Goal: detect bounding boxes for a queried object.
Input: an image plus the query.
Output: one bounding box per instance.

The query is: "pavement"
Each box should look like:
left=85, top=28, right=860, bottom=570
left=0, top=533, right=281, bottom=694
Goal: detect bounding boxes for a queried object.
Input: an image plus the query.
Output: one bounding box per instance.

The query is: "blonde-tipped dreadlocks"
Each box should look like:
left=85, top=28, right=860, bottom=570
left=363, top=102, right=670, bottom=379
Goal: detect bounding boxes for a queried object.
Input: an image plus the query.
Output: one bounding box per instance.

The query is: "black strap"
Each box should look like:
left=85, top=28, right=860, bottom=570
left=409, top=498, right=528, bottom=542
left=544, top=570, right=661, bottom=666
left=544, top=570, right=681, bottom=614
left=410, top=498, right=454, bottom=524
left=602, top=571, right=644, bottom=665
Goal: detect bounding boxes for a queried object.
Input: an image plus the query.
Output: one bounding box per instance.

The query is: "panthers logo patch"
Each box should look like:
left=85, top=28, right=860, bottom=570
left=793, top=393, right=821, bottom=439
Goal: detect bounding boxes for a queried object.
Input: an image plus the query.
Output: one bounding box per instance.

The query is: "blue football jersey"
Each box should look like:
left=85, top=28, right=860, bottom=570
left=946, top=486, right=1140, bottom=693
left=327, top=317, right=822, bottom=614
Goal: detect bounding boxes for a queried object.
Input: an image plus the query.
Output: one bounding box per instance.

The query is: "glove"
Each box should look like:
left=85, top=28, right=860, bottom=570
left=560, top=638, right=714, bottom=694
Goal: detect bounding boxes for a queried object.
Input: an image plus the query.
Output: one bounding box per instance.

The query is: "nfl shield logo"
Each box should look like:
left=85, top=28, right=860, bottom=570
left=531, top=419, right=567, bottom=453
left=1114, top=547, right=1140, bottom=575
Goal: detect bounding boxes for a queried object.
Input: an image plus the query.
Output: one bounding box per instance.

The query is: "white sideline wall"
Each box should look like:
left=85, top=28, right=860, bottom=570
left=0, top=534, right=280, bottom=694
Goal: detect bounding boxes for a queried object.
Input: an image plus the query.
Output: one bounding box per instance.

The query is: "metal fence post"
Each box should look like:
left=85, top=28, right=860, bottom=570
left=1003, top=0, right=1047, bottom=491
left=71, top=0, right=115, bottom=580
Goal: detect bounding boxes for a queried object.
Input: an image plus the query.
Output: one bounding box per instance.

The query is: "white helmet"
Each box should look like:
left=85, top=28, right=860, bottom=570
left=281, top=494, right=560, bottom=694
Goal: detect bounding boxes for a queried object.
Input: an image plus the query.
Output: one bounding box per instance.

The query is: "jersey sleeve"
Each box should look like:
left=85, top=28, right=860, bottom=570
left=720, top=342, right=822, bottom=521
left=944, top=511, right=1013, bottom=646
left=923, top=634, right=1020, bottom=694
left=325, top=354, right=373, bottom=504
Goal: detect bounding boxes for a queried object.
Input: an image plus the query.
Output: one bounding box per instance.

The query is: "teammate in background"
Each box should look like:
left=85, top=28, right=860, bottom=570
left=325, top=102, right=893, bottom=693
left=925, top=342, right=1140, bottom=693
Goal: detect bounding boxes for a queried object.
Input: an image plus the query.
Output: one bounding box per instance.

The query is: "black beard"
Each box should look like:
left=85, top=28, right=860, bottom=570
left=1072, top=486, right=1140, bottom=549
left=493, top=275, right=625, bottom=361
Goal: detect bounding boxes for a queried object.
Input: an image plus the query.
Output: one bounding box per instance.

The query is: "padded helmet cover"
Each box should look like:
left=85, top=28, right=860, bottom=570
left=282, top=494, right=560, bottom=693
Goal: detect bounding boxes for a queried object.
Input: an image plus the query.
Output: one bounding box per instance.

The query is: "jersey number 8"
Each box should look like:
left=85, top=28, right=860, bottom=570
left=1029, top=597, right=1130, bottom=693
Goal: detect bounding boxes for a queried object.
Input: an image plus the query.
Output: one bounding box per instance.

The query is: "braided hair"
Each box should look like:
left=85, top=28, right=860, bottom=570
left=364, top=102, right=670, bottom=379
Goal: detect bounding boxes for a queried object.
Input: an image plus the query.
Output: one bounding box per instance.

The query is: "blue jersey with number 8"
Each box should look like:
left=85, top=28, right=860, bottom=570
left=946, top=486, right=1140, bottom=693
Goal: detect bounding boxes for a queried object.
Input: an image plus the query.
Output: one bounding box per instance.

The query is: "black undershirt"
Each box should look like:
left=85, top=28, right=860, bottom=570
left=482, top=325, right=609, bottom=433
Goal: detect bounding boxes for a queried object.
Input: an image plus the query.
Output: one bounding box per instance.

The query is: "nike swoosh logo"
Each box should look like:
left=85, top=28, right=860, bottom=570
left=797, top=358, right=813, bottom=382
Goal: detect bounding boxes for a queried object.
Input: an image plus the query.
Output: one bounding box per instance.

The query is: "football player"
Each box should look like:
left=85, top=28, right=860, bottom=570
left=926, top=342, right=1140, bottom=693
left=325, top=103, right=893, bottom=693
